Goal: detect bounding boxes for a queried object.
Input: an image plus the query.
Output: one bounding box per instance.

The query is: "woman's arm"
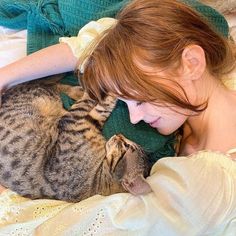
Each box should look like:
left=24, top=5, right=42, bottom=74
left=0, top=17, right=116, bottom=92
left=0, top=42, right=78, bottom=91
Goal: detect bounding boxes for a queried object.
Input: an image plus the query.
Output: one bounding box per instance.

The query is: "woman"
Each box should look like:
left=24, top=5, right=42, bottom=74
left=81, top=0, right=236, bottom=157
left=1, top=0, right=236, bottom=235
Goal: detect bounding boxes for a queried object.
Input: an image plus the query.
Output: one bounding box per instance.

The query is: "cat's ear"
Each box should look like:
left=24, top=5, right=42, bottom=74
left=117, top=147, right=152, bottom=195
left=113, top=155, right=127, bottom=181
left=122, top=175, right=152, bottom=195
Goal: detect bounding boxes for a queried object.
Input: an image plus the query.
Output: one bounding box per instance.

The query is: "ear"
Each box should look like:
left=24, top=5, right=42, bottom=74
left=180, top=45, right=206, bottom=81
left=122, top=175, right=152, bottom=195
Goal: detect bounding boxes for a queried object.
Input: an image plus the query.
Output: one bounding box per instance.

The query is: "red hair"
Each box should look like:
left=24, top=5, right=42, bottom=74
left=81, top=0, right=236, bottom=112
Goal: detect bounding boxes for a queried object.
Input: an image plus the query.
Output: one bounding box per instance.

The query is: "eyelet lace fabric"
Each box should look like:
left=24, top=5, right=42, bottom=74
left=0, top=190, right=70, bottom=235
left=1, top=151, right=236, bottom=235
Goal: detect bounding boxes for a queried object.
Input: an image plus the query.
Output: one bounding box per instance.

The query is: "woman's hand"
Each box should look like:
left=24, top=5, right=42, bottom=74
left=0, top=184, right=6, bottom=194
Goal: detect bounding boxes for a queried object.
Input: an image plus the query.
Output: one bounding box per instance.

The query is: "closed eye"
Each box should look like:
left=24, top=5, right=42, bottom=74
left=136, top=101, right=143, bottom=106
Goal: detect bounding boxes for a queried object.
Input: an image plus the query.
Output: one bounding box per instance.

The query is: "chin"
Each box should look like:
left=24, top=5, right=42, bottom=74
left=157, top=127, right=177, bottom=136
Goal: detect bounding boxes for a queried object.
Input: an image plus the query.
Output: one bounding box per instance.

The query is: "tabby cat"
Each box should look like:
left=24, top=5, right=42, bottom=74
left=0, top=81, right=151, bottom=202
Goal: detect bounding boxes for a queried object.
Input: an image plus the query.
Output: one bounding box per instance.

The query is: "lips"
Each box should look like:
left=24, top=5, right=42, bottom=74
left=149, top=117, right=161, bottom=128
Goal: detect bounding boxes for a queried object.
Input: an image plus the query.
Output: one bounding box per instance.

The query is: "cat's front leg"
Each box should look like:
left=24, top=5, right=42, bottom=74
left=88, top=95, right=117, bottom=126
left=69, top=92, right=97, bottom=116
left=56, top=84, right=84, bottom=100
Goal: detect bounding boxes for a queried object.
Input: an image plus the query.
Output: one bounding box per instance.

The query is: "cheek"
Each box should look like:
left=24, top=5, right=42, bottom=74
left=163, top=109, right=189, bottom=125
left=142, top=103, right=190, bottom=132
left=163, top=112, right=187, bottom=130
left=154, top=108, right=189, bottom=135
left=142, top=103, right=161, bottom=116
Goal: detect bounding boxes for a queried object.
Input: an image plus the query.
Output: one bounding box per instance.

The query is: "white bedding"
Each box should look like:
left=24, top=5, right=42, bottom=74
left=0, top=26, right=27, bottom=68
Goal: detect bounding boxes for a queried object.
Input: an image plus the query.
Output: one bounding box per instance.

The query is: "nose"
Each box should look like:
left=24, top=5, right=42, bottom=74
left=128, top=105, right=143, bottom=124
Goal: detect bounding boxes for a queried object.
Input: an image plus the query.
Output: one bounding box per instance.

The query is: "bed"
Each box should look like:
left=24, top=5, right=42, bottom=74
left=1, top=1, right=236, bottom=235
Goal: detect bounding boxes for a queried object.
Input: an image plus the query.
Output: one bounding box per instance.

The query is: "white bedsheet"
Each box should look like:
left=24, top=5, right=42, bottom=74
left=0, top=26, right=27, bottom=68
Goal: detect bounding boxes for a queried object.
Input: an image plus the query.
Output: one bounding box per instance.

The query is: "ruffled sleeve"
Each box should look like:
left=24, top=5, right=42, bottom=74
left=59, top=17, right=117, bottom=72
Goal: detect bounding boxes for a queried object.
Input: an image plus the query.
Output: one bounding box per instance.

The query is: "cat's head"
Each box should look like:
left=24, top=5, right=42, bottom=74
left=106, top=134, right=152, bottom=195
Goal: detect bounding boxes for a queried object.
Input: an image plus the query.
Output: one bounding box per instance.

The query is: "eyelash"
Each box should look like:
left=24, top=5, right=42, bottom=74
left=136, top=102, right=143, bottom=106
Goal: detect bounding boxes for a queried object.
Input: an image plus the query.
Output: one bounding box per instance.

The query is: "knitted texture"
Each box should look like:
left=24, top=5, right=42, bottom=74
left=58, top=0, right=129, bottom=36
left=0, top=0, right=65, bottom=54
left=0, top=0, right=229, bottom=162
left=184, top=0, right=229, bottom=37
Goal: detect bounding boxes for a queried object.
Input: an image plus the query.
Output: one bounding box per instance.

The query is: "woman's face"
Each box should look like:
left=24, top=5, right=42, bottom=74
left=119, top=56, right=199, bottom=135
left=119, top=99, right=189, bottom=135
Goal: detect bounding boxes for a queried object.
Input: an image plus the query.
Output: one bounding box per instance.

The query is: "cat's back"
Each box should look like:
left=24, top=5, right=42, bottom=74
left=0, top=82, right=65, bottom=154
left=0, top=82, right=65, bottom=124
left=0, top=82, right=68, bottom=194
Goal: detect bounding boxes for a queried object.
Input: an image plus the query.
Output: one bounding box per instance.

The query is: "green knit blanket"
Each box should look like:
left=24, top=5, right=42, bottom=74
left=0, top=0, right=229, bottom=162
